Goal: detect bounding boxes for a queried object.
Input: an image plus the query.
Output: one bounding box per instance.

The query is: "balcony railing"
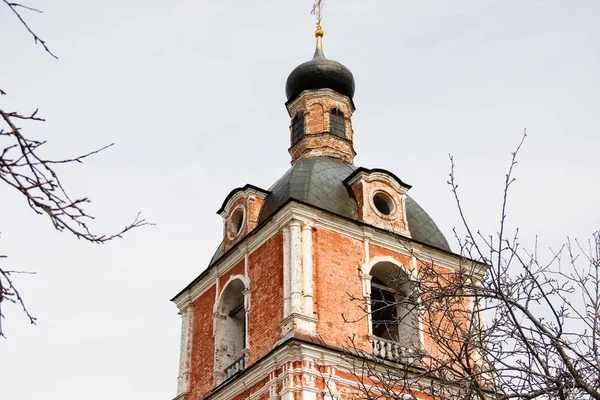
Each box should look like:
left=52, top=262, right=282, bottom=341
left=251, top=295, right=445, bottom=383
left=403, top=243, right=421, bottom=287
left=224, top=355, right=245, bottom=379
left=370, top=336, right=421, bottom=366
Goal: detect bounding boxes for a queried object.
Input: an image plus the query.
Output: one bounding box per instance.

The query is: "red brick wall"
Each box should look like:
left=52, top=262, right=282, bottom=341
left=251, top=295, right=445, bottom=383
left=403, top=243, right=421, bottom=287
left=247, top=196, right=265, bottom=232
left=185, top=233, right=284, bottom=399
left=312, top=228, right=370, bottom=351
left=188, top=285, right=216, bottom=400
left=369, top=244, right=412, bottom=267
left=247, top=232, right=284, bottom=364
left=289, top=133, right=356, bottom=164
left=308, top=103, right=324, bottom=134
left=219, top=260, right=244, bottom=291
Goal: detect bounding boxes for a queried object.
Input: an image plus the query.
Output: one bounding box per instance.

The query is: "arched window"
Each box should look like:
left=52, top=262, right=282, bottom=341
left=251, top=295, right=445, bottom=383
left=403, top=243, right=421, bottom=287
left=370, top=262, right=420, bottom=351
left=371, top=276, right=399, bottom=340
left=214, top=278, right=246, bottom=380
left=330, top=108, right=345, bottom=138
left=291, top=111, right=304, bottom=146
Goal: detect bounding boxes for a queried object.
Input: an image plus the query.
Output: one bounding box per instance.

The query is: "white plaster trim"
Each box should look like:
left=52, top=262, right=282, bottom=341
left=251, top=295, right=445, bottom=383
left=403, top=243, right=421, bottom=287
left=346, top=170, right=410, bottom=194
left=302, top=223, right=314, bottom=318
left=290, top=220, right=303, bottom=315
left=176, top=303, right=194, bottom=396
left=280, top=313, right=318, bottom=336
left=203, top=340, right=457, bottom=400
left=219, top=187, right=269, bottom=218
left=244, top=287, right=251, bottom=349
left=362, top=273, right=374, bottom=336
left=363, top=233, right=370, bottom=266
left=173, top=201, right=486, bottom=312
left=214, top=276, right=219, bottom=303
left=219, top=190, right=246, bottom=218
left=362, top=255, right=410, bottom=276
left=412, top=255, right=426, bottom=349
left=214, top=274, right=249, bottom=313
left=283, top=224, right=291, bottom=317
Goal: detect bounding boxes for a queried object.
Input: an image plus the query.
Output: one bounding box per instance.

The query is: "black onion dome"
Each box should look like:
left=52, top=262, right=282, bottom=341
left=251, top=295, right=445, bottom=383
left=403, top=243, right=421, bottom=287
left=285, top=47, right=355, bottom=102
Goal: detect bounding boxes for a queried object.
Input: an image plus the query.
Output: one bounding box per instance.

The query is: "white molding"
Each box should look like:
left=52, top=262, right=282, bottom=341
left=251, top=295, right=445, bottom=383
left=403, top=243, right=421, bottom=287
left=302, top=223, right=314, bottom=318
left=173, top=201, right=485, bottom=311
left=280, top=313, right=318, bottom=337
left=176, top=303, right=194, bottom=396
left=361, top=255, right=410, bottom=276
left=214, top=274, right=248, bottom=312
left=290, top=220, right=303, bottom=315
left=283, top=224, right=291, bottom=317
left=346, top=170, right=410, bottom=194
left=204, top=340, right=459, bottom=400
left=218, top=187, right=269, bottom=218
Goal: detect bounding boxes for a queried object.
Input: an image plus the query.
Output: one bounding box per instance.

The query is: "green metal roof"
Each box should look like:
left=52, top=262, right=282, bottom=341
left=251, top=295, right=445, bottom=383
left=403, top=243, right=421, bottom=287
left=209, top=157, right=451, bottom=267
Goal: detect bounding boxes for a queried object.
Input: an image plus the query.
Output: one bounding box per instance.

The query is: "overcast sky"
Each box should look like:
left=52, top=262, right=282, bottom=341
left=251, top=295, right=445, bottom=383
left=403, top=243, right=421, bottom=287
left=1, top=1, right=598, bottom=399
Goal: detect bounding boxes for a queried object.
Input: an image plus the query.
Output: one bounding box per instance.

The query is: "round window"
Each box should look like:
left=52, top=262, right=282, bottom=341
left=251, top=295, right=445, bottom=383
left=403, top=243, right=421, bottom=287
left=373, top=192, right=395, bottom=216
left=228, top=208, right=244, bottom=238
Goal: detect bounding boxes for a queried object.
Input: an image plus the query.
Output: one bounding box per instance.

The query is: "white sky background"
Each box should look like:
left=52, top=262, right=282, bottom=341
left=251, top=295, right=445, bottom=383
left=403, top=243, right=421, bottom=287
left=1, top=1, right=598, bottom=399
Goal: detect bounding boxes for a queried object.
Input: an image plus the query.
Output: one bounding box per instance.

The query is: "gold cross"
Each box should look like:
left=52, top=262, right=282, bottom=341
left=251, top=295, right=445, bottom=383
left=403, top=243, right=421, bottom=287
left=311, top=0, right=324, bottom=26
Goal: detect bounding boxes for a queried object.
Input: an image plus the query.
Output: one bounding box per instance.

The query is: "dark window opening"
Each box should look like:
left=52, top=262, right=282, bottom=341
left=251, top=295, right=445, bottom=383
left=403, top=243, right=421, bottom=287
left=373, top=192, right=394, bottom=216
left=215, top=279, right=247, bottom=380
left=330, top=108, right=345, bottom=138
left=228, top=208, right=244, bottom=237
left=291, top=111, right=304, bottom=146
left=371, top=277, right=399, bottom=340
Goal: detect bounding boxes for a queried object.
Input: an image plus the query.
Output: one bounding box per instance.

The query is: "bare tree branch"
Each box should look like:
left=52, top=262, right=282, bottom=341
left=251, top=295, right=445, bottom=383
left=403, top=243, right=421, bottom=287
left=2, top=0, right=58, bottom=59
left=327, top=134, right=600, bottom=400
left=0, top=3, right=152, bottom=337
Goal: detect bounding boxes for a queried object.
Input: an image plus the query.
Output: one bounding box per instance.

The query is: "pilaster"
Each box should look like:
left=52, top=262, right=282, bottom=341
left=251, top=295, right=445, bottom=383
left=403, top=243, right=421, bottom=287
left=281, top=219, right=317, bottom=336
left=302, top=224, right=314, bottom=317
left=283, top=225, right=291, bottom=317
left=176, top=303, right=194, bottom=396
left=290, top=220, right=303, bottom=315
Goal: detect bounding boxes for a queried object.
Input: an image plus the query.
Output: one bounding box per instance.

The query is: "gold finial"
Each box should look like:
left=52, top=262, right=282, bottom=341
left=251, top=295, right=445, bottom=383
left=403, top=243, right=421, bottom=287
left=311, top=0, right=325, bottom=50
left=315, top=25, right=324, bottom=50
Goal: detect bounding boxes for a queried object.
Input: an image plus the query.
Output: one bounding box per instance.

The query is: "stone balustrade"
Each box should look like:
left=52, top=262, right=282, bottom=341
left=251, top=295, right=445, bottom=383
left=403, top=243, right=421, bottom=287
left=224, top=356, right=246, bottom=379
left=370, top=336, right=421, bottom=366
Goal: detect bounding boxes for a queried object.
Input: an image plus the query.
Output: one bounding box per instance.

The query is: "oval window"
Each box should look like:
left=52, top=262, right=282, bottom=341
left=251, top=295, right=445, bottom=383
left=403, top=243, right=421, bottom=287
left=373, top=192, right=395, bottom=216
left=228, top=208, right=244, bottom=237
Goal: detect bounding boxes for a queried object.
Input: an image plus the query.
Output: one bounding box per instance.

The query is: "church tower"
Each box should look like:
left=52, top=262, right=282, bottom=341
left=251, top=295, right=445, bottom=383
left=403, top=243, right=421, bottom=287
left=171, top=24, right=483, bottom=400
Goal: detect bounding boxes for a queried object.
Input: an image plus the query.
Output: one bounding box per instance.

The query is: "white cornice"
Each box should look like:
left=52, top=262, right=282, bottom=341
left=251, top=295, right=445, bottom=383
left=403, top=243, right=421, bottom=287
left=204, top=338, right=471, bottom=400
left=218, top=187, right=270, bottom=218
left=346, top=170, right=410, bottom=194
left=173, top=201, right=486, bottom=311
